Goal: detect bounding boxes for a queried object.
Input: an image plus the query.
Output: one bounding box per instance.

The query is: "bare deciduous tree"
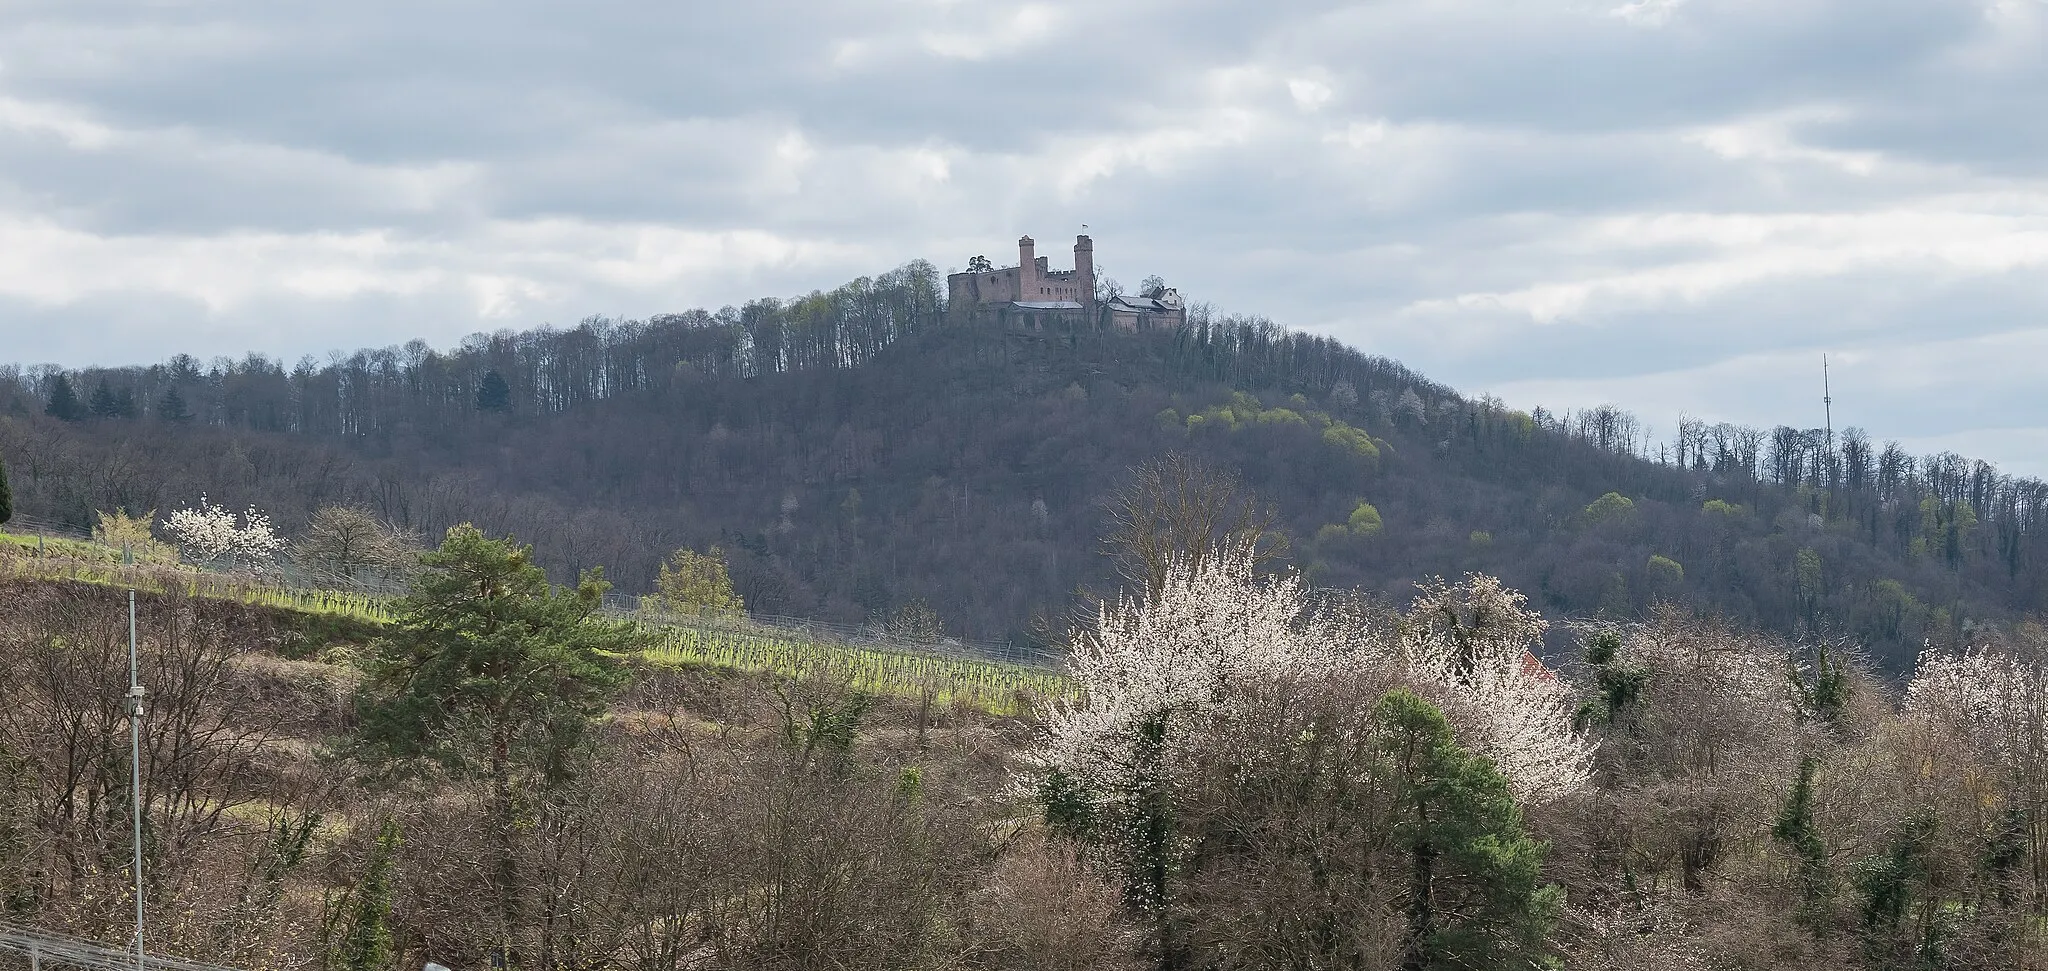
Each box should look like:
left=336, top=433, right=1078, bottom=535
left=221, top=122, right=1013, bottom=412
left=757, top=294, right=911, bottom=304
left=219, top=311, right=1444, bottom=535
left=298, top=505, right=420, bottom=584
left=1101, top=453, right=1286, bottom=600
left=0, top=581, right=296, bottom=954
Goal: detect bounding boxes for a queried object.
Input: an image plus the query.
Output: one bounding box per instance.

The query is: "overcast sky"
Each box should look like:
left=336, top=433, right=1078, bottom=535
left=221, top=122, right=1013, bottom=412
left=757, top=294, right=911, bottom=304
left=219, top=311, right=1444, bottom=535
left=2, top=0, right=2044, bottom=474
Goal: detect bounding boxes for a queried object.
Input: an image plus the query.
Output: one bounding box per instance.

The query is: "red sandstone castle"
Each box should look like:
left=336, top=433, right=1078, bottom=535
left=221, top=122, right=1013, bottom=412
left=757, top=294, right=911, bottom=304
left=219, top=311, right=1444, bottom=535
left=946, top=234, right=1186, bottom=330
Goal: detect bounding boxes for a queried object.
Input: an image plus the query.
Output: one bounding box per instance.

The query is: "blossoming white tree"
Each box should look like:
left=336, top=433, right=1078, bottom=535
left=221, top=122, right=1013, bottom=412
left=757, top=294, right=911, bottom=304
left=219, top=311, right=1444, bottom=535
left=1032, top=545, right=1361, bottom=798
left=1906, top=646, right=2047, bottom=762
left=1035, top=558, right=1594, bottom=814
left=163, top=496, right=288, bottom=572
left=1030, top=552, right=1587, bottom=966
left=1901, top=641, right=2048, bottom=908
left=1400, top=575, right=1596, bottom=804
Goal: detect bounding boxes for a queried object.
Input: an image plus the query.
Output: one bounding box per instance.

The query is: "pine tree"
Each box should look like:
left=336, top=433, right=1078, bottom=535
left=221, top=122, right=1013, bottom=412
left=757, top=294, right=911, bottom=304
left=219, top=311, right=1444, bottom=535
left=157, top=386, right=193, bottom=422
left=475, top=369, right=511, bottom=412
left=88, top=380, right=121, bottom=420
left=43, top=374, right=82, bottom=422
left=354, top=525, right=643, bottom=963
left=1376, top=689, right=1562, bottom=971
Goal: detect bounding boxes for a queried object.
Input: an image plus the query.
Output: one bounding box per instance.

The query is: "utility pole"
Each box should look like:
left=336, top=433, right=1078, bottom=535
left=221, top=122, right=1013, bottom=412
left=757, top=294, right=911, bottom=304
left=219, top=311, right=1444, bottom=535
left=125, top=546, right=146, bottom=971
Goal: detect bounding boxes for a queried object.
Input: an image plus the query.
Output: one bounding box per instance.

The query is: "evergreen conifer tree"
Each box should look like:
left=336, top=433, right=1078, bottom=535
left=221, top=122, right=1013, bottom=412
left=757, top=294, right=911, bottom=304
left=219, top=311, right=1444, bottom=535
left=43, top=374, right=82, bottom=422
left=355, top=525, right=643, bottom=964
left=157, top=386, right=193, bottom=422
left=1376, top=689, right=1561, bottom=971
left=0, top=453, right=12, bottom=526
left=88, top=380, right=121, bottom=419
left=475, top=369, right=511, bottom=412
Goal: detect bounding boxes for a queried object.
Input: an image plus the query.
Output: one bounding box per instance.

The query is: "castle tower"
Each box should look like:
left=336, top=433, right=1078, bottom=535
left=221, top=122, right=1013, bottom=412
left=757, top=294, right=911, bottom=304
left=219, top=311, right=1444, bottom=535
left=1017, top=235, right=1037, bottom=297
left=1073, top=235, right=1095, bottom=306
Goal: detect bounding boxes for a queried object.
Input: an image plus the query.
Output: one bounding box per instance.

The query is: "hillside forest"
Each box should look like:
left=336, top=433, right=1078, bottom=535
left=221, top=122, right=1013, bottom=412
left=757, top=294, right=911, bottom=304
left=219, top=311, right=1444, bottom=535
left=1, top=261, right=2045, bottom=673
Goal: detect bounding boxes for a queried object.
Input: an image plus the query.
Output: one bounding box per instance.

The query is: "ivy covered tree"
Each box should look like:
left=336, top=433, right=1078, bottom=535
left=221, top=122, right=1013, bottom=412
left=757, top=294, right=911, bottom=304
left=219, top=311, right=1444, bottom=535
left=1031, top=546, right=1364, bottom=967
left=329, top=818, right=401, bottom=971
left=1773, top=757, right=1832, bottom=924
left=353, top=525, right=644, bottom=966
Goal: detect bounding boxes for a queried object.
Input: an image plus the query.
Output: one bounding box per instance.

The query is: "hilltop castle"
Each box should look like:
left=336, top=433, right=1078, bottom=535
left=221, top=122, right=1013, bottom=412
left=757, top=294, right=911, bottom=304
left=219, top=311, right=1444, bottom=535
left=946, top=234, right=1185, bottom=330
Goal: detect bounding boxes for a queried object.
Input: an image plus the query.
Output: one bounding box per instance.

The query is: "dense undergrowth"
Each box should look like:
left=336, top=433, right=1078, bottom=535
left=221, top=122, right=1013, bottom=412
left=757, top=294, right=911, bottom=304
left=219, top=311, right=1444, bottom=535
left=4, top=550, right=2048, bottom=971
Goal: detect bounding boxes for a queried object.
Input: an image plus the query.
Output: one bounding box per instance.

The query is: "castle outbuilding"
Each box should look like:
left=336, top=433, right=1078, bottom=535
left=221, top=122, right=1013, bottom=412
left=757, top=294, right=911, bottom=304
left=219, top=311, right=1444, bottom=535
left=946, top=234, right=1184, bottom=330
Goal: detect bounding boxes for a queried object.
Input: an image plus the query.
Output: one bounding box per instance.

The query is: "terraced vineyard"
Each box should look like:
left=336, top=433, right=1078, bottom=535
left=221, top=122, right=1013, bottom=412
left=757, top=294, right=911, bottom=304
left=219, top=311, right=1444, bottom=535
left=0, top=551, right=400, bottom=624
left=0, top=528, right=1069, bottom=713
left=645, top=620, right=1068, bottom=714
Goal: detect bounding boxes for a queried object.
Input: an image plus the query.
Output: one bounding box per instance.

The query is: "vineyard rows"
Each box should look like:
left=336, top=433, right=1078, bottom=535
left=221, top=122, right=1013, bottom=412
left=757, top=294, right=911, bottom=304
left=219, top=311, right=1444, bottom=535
left=1, top=523, right=1070, bottom=714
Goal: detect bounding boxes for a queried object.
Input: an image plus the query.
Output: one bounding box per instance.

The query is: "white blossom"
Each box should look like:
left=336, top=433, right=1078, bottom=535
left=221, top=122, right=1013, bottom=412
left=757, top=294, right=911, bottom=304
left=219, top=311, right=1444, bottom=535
left=163, top=495, right=288, bottom=571
left=1412, top=650, right=1593, bottom=804
left=1032, top=547, right=1360, bottom=795
left=1905, top=645, right=2048, bottom=773
left=1032, top=555, right=1591, bottom=810
left=1400, top=575, right=1595, bottom=804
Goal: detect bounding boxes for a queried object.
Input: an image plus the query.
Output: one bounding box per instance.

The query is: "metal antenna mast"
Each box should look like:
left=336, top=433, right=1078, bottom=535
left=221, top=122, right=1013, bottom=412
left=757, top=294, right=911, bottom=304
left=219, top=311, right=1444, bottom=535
left=1821, top=355, right=1838, bottom=492
left=1823, top=355, right=1835, bottom=452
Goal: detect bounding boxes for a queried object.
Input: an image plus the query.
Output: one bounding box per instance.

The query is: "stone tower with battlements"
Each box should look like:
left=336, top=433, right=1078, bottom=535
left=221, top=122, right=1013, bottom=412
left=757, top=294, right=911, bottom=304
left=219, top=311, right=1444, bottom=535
left=947, top=234, right=1096, bottom=313
left=946, top=233, right=1182, bottom=330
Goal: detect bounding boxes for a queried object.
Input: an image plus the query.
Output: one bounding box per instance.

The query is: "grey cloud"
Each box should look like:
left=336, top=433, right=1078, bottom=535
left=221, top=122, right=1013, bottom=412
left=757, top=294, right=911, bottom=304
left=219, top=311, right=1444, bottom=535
left=1, top=0, right=2045, bottom=475
left=1291, top=0, right=1985, bottom=129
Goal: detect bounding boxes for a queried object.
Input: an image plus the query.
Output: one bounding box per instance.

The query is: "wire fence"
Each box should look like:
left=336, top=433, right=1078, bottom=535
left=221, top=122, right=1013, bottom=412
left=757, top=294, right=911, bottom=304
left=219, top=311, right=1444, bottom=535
left=1, top=513, right=1064, bottom=670
left=0, top=923, right=244, bottom=971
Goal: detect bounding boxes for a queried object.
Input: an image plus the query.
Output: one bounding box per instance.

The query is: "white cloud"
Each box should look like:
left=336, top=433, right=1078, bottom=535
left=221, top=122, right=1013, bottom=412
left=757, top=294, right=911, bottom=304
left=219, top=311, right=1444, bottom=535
left=1685, top=109, right=1891, bottom=176
left=0, top=96, right=116, bottom=148
left=919, top=3, right=1065, bottom=60
left=0, top=214, right=863, bottom=321
left=1403, top=202, right=2048, bottom=323
left=0, top=0, right=2044, bottom=476
left=1608, top=0, right=1687, bottom=29
left=1288, top=77, right=1334, bottom=112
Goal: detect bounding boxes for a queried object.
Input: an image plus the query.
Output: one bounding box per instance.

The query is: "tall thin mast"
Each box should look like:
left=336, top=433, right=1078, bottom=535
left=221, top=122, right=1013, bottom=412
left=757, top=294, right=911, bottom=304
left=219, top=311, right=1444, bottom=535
left=127, top=553, right=146, bottom=971
left=1823, top=355, right=1835, bottom=454
left=1819, top=354, right=1837, bottom=491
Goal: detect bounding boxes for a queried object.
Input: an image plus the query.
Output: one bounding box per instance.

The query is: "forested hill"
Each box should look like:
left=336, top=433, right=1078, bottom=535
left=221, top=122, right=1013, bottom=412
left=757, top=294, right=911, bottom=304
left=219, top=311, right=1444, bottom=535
left=3, top=261, right=2043, bottom=670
